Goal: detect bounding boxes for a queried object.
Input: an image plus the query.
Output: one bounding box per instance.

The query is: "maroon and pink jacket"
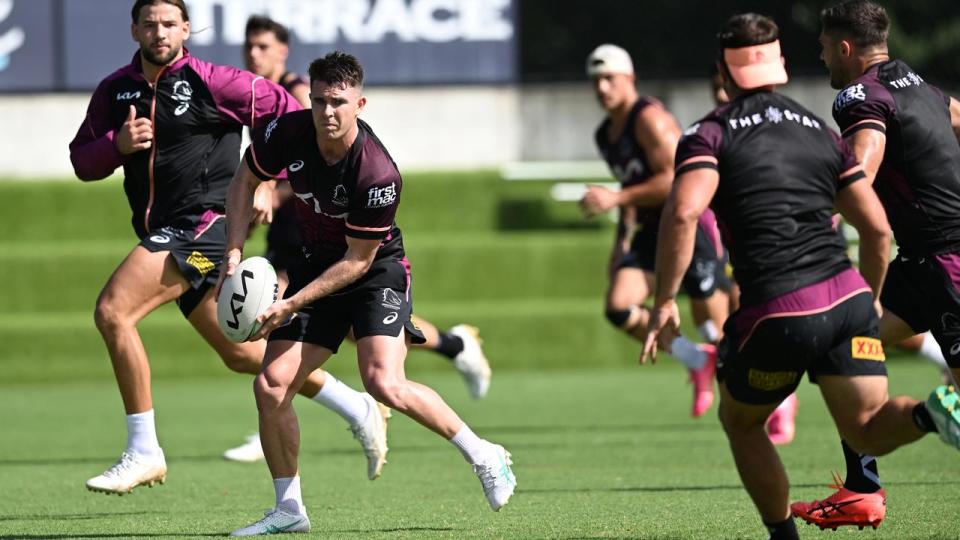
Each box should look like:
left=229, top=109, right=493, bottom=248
left=69, top=49, right=301, bottom=238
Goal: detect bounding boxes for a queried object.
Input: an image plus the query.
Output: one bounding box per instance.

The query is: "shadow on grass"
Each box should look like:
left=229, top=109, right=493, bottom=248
left=332, top=526, right=457, bottom=534
left=522, top=479, right=960, bottom=495
left=0, top=535, right=222, bottom=539
left=474, top=422, right=716, bottom=435
left=0, top=511, right=155, bottom=522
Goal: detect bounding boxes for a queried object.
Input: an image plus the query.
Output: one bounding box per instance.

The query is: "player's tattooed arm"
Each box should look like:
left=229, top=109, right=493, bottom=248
left=618, top=105, right=681, bottom=208
left=835, top=179, right=891, bottom=299
left=949, top=97, right=960, bottom=145
left=845, top=129, right=886, bottom=185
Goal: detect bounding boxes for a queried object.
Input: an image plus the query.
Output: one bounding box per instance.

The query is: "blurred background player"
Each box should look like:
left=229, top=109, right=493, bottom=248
left=222, top=15, right=494, bottom=463
left=793, top=0, right=960, bottom=529
left=645, top=13, right=958, bottom=539
left=583, top=44, right=728, bottom=417
left=223, top=52, right=516, bottom=535
left=70, top=0, right=389, bottom=495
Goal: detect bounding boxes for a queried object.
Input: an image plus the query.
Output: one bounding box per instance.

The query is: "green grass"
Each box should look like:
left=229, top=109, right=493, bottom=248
left=1, top=364, right=956, bottom=539
left=1, top=176, right=958, bottom=538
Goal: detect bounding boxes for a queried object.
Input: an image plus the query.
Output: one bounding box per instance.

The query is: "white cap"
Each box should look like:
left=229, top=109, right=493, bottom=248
left=586, top=44, right=634, bottom=77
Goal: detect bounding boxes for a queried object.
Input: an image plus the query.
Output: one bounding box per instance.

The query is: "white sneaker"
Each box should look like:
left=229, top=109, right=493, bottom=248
left=350, top=394, right=391, bottom=480
left=473, top=444, right=516, bottom=511
left=230, top=508, right=311, bottom=536
left=224, top=434, right=265, bottom=463
left=85, top=450, right=167, bottom=495
left=450, top=324, right=492, bottom=399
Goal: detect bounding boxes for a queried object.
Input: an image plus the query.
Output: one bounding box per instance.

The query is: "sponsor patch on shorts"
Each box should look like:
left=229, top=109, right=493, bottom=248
left=186, top=250, right=215, bottom=276
left=852, top=336, right=885, bottom=361
left=747, top=369, right=798, bottom=391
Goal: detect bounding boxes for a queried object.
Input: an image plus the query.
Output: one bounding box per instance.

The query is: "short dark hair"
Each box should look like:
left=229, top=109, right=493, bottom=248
left=245, top=15, right=289, bottom=45
left=717, top=13, right=779, bottom=49
left=131, top=0, right=189, bottom=24
left=820, top=0, right=890, bottom=48
left=308, top=51, right=364, bottom=88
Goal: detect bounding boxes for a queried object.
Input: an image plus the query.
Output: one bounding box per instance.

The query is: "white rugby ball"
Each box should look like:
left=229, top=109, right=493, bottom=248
left=216, top=256, right=279, bottom=342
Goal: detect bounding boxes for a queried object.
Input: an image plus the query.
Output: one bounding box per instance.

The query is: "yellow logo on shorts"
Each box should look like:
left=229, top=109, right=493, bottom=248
left=186, top=251, right=215, bottom=276
left=852, top=337, right=885, bottom=361
left=747, top=369, right=798, bottom=391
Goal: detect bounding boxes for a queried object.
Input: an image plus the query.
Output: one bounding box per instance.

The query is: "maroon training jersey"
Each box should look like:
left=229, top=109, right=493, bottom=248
left=594, top=97, right=662, bottom=228
left=833, top=59, right=960, bottom=257
left=245, top=111, right=405, bottom=274
left=676, top=91, right=865, bottom=306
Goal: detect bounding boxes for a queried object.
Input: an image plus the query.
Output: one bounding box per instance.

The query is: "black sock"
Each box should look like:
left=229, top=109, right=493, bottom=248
left=912, top=403, right=938, bottom=432
left=763, top=517, right=799, bottom=540
left=841, top=439, right=881, bottom=493
left=434, top=332, right=465, bottom=360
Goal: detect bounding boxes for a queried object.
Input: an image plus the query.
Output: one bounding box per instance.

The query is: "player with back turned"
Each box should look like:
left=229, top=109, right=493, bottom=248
left=643, top=13, right=959, bottom=539
left=792, top=0, right=960, bottom=529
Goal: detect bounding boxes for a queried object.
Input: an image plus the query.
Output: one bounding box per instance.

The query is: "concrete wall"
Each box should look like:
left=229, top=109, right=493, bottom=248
left=1, top=77, right=841, bottom=179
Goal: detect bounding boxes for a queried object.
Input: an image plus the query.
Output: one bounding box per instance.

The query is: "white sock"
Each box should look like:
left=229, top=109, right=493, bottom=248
left=449, top=424, right=490, bottom=464
left=125, top=409, right=161, bottom=457
left=273, top=476, right=306, bottom=516
left=919, top=333, right=948, bottom=369
left=311, top=374, right=369, bottom=426
left=670, top=336, right=707, bottom=370
left=697, top=320, right=720, bottom=343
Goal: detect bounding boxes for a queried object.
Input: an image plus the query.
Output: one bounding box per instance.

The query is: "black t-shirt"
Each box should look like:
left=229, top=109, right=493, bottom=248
left=245, top=111, right=405, bottom=276
left=676, top=91, right=864, bottom=306
left=833, top=59, right=960, bottom=257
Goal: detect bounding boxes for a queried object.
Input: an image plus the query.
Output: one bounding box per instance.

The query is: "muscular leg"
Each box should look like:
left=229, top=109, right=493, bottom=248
left=605, top=268, right=654, bottom=341
left=717, top=384, right=788, bottom=524
left=255, top=340, right=333, bottom=479
left=357, top=333, right=463, bottom=437
left=94, top=246, right=190, bottom=414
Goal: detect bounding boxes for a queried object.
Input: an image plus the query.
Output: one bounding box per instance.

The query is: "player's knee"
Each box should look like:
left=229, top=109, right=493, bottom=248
left=93, top=299, right=125, bottom=334
left=604, top=308, right=632, bottom=329
left=363, top=377, right=408, bottom=412
left=253, top=372, right=289, bottom=413
left=718, top=400, right=764, bottom=436
left=220, top=349, right=260, bottom=375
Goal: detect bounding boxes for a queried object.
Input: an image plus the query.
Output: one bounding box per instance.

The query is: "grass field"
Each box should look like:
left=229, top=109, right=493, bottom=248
left=1, top=176, right=958, bottom=539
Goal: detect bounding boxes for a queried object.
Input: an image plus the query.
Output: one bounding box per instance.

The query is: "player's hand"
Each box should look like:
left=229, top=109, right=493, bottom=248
left=249, top=297, right=296, bottom=341
left=640, top=300, right=681, bottom=364
left=874, top=299, right=883, bottom=318
left=251, top=181, right=275, bottom=225
left=214, top=248, right=242, bottom=301
left=116, top=105, right=154, bottom=154
left=580, top=185, right=619, bottom=217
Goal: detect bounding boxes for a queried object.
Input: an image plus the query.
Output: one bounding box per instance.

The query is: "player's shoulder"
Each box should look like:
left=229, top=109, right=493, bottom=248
left=356, top=122, right=401, bottom=184
left=261, top=109, right=313, bottom=142
left=833, top=64, right=889, bottom=114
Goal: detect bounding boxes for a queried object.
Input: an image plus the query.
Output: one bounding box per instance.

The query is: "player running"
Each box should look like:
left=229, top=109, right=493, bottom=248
left=584, top=44, right=729, bottom=417
left=221, top=51, right=516, bottom=536
left=791, top=0, right=960, bottom=529
left=222, top=16, right=491, bottom=464
left=68, top=0, right=389, bottom=496
left=643, top=13, right=958, bottom=540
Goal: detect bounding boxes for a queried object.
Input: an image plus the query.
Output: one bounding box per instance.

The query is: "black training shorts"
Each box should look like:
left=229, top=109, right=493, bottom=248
left=139, top=214, right=226, bottom=317
left=618, top=222, right=731, bottom=298
left=719, top=270, right=887, bottom=405
left=268, top=257, right=426, bottom=352
left=881, top=252, right=960, bottom=368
